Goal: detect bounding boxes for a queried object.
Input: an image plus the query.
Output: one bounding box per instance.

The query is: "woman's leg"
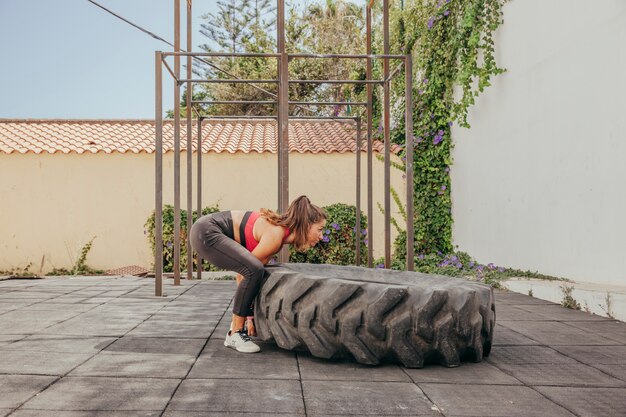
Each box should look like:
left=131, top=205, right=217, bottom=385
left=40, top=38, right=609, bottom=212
left=190, top=220, right=266, bottom=327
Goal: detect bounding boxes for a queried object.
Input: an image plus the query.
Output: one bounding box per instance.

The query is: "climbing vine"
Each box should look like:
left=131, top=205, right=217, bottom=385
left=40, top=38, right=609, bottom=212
left=376, top=0, right=508, bottom=256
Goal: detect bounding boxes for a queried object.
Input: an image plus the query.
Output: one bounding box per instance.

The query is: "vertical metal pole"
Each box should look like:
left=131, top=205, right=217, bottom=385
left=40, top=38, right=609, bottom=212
left=277, top=0, right=289, bottom=262
left=405, top=55, right=415, bottom=271
left=155, top=52, right=164, bottom=297
left=186, top=0, right=193, bottom=280
left=383, top=0, right=391, bottom=267
left=196, top=117, right=203, bottom=280
left=173, top=0, right=181, bottom=285
left=355, top=117, right=362, bottom=266
left=366, top=4, right=374, bottom=268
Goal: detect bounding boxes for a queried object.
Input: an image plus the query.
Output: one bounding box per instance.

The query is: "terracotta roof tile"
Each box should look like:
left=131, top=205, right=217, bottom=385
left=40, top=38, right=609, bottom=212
left=0, top=119, right=401, bottom=155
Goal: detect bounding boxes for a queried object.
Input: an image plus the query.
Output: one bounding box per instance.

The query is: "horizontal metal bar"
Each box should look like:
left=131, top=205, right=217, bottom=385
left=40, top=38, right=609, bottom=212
left=288, top=53, right=407, bottom=60
left=289, top=79, right=383, bottom=85
left=290, top=116, right=359, bottom=120
left=288, top=101, right=367, bottom=106
left=192, top=100, right=277, bottom=105
left=199, top=115, right=278, bottom=120
left=162, top=51, right=281, bottom=58
left=179, top=79, right=278, bottom=84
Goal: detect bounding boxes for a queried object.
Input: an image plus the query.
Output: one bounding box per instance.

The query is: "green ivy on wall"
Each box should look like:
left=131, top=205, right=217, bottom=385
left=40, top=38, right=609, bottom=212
left=371, top=0, right=507, bottom=256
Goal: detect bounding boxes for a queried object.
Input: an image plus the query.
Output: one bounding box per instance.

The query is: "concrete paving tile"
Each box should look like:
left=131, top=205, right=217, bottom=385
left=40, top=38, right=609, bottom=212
left=0, top=334, right=27, bottom=343
left=20, top=376, right=179, bottom=411
left=0, top=292, right=57, bottom=300
left=592, top=364, right=626, bottom=382
left=0, top=375, right=58, bottom=408
left=40, top=314, right=149, bottom=336
left=43, top=297, right=93, bottom=304
left=303, top=380, right=437, bottom=416
left=69, top=351, right=195, bottom=378
left=498, top=320, right=620, bottom=345
left=11, top=411, right=161, bottom=417
left=494, top=305, right=549, bottom=321
left=163, top=412, right=303, bottom=417
left=551, top=345, right=626, bottom=365
left=405, top=361, right=521, bottom=385
left=105, top=336, right=206, bottom=356
left=534, top=386, right=626, bottom=417
left=492, top=325, right=540, bottom=346
left=1, top=335, right=115, bottom=353
left=0, top=301, right=31, bottom=313
left=126, top=319, right=218, bottom=338
left=0, top=409, right=11, bottom=417
left=495, top=363, right=626, bottom=387
left=494, top=291, right=556, bottom=305
left=0, top=350, right=93, bottom=375
left=297, top=353, right=410, bottom=382
left=188, top=339, right=298, bottom=380
left=0, top=310, right=83, bottom=334
left=516, top=304, right=609, bottom=321
left=419, top=383, right=575, bottom=416
left=562, top=320, right=626, bottom=344
left=211, top=316, right=233, bottom=339
left=486, top=345, right=578, bottom=366
left=16, top=302, right=95, bottom=312
left=167, top=379, right=304, bottom=414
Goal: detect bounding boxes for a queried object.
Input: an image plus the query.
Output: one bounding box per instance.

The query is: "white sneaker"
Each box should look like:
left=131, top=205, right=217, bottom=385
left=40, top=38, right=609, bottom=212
left=224, top=330, right=261, bottom=353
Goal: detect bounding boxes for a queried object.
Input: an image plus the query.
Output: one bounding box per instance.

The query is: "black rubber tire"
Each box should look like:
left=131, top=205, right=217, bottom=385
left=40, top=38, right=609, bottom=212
left=255, top=263, right=495, bottom=368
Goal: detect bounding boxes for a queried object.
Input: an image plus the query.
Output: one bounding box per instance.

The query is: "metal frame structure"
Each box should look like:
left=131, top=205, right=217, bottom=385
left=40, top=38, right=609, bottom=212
left=154, top=0, right=414, bottom=295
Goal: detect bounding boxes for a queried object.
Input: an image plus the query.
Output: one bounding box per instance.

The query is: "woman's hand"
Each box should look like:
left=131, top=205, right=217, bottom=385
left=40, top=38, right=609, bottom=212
left=245, top=316, right=257, bottom=337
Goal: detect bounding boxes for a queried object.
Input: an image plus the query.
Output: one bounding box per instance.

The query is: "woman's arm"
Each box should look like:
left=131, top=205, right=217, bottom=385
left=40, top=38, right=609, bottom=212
left=250, top=226, right=284, bottom=265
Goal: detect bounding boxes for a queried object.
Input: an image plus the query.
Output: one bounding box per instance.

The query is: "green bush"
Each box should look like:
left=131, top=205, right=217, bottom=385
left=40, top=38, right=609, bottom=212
left=289, top=203, right=367, bottom=266
left=145, top=205, right=219, bottom=272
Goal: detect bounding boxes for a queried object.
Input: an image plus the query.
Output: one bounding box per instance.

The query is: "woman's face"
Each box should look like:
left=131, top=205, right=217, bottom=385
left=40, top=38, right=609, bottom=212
left=305, top=219, right=327, bottom=249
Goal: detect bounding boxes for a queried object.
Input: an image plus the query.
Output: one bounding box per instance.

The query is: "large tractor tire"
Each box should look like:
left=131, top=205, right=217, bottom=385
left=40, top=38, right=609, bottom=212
left=255, top=263, right=495, bottom=368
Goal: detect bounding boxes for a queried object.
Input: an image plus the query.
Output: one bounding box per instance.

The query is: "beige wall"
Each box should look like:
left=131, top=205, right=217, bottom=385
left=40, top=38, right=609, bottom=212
left=0, top=151, right=405, bottom=274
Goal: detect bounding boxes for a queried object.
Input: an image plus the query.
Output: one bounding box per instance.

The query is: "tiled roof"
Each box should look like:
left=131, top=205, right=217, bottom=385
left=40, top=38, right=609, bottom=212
left=0, top=119, right=400, bottom=155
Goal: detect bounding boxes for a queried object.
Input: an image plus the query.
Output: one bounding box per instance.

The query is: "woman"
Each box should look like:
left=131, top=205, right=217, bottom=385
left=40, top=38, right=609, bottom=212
left=190, top=195, right=327, bottom=353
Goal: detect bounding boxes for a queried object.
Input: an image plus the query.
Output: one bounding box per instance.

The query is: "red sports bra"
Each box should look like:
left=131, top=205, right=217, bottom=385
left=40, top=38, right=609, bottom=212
left=240, top=211, right=290, bottom=252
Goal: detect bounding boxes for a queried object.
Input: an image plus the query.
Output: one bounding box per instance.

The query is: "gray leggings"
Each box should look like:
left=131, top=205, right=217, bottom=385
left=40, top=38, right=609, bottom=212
left=190, top=211, right=265, bottom=317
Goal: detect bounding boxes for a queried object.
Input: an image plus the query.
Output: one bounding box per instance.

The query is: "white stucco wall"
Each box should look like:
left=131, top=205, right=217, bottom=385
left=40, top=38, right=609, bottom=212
left=451, top=0, right=626, bottom=285
left=0, top=151, right=404, bottom=274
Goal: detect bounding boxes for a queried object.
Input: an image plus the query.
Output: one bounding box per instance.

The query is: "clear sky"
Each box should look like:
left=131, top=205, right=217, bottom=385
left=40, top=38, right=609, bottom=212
left=0, top=0, right=221, bottom=119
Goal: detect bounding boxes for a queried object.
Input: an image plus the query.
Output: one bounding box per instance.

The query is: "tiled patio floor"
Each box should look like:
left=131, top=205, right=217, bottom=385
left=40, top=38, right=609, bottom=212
left=0, top=276, right=624, bottom=416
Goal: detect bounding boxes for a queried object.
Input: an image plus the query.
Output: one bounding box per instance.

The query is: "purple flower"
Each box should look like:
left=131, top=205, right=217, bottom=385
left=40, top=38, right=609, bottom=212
left=362, top=229, right=367, bottom=235
left=364, top=238, right=368, bottom=245
left=488, top=263, right=495, bottom=270
left=444, top=10, right=450, bottom=16
left=450, top=255, right=457, bottom=262
left=166, top=242, right=173, bottom=248
left=444, top=166, right=450, bottom=173
left=418, top=254, right=425, bottom=260
left=448, top=121, right=453, bottom=127
left=325, top=229, right=331, bottom=235
left=331, top=223, right=340, bottom=230
left=456, top=262, right=462, bottom=268
left=433, top=134, right=443, bottom=145
left=469, top=261, right=475, bottom=267
left=401, top=156, right=406, bottom=162
left=423, top=78, right=429, bottom=84
left=427, top=17, right=435, bottom=29
left=498, top=267, right=505, bottom=272
left=322, top=235, right=330, bottom=243
left=437, top=251, right=442, bottom=256
left=376, top=263, right=385, bottom=269
left=438, top=129, right=444, bottom=135
left=441, top=185, right=447, bottom=191
left=477, top=265, right=484, bottom=271
left=418, top=89, right=424, bottom=95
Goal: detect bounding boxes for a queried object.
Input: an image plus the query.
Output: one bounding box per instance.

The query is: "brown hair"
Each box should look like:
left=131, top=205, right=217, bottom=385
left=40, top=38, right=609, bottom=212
left=260, top=195, right=327, bottom=252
